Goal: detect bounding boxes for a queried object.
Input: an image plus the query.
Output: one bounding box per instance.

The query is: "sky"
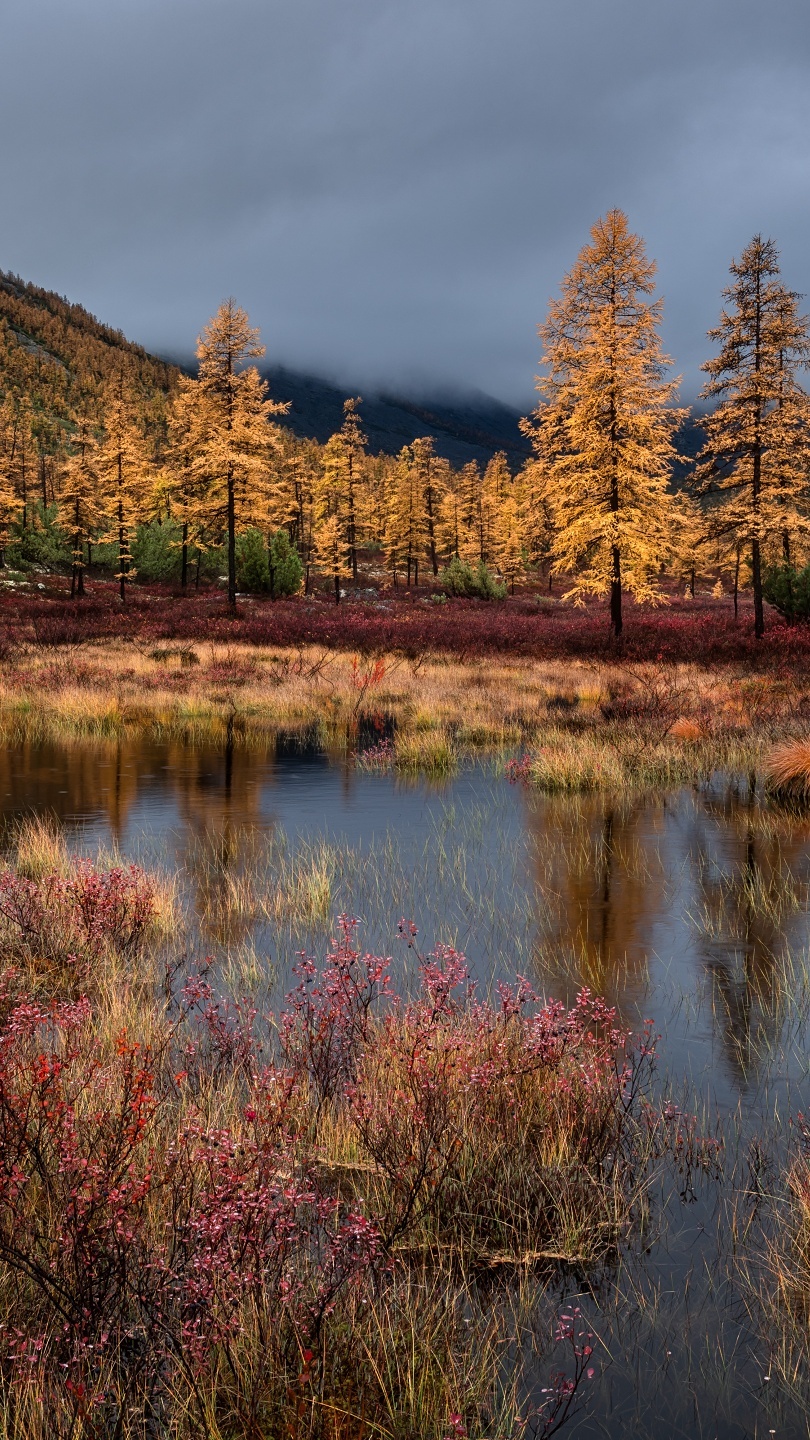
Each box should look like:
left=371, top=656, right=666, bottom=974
left=2, top=0, right=809, bottom=407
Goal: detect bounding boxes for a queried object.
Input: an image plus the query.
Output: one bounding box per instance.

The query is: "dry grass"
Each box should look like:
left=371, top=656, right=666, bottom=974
left=764, top=737, right=810, bottom=798
left=0, top=641, right=799, bottom=788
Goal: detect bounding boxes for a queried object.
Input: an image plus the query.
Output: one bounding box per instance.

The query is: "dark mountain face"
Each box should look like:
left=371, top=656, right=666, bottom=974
left=261, top=364, right=533, bottom=466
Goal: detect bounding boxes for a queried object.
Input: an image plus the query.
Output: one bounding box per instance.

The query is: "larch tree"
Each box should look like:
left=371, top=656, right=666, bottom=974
left=336, top=398, right=367, bottom=583
left=525, top=210, right=684, bottom=637
left=411, top=436, right=446, bottom=577
left=493, top=472, right=525, bottom=591
left=0, top=395, right=36, bottom=531
left=694, top=236, right=810, bottom=637
left=188, top=300, right=288, bottom=608
left=313, top=433, right=355, bottom=603
left=60, top=418, right=103, bottom=597
left=480, top=452, right=511, bottom=565
left=0, top=402, right=23, bottom=567
left=517, top=458, right=554, bottom=583
left=99, top=366, right=152, bottom=600
left=164, top=376, right=215, bottom=589
left=386, top=443, right=430, bottom=588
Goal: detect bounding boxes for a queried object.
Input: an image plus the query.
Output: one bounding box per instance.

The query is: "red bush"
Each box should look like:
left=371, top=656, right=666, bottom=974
left=2, top=578, right=809, bottom=665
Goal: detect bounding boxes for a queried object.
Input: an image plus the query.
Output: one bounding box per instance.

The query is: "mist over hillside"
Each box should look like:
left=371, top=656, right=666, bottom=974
left=261, top=366, right=532, bottom=466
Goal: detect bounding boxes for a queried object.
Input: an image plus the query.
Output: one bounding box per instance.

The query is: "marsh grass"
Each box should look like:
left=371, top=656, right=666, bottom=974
left=8, top=813, right=70, bottom=879
left=0, top=642, right=800, bottom=786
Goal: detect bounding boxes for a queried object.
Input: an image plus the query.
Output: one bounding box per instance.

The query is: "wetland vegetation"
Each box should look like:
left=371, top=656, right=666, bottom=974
left=0, top=698, right=807, bottom=1436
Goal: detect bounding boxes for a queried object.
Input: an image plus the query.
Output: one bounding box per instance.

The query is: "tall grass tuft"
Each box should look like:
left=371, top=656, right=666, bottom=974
left=764, top=737, right=810, bottom=798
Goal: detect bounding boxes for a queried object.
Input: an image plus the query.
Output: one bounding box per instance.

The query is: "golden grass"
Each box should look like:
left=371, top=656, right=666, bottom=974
left=0, top=640, right=796, bottom=785
left=764, top=737, right=810, bottom=798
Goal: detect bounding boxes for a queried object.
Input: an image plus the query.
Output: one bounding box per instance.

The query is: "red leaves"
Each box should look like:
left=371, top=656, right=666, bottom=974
left=0, top=861, right=156, bottom=978
left=7, top=580, right=810, bottom=663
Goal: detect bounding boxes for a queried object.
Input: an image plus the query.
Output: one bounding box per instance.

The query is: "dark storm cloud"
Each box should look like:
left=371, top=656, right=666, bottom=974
left=2, top=0, right=808, bottom=404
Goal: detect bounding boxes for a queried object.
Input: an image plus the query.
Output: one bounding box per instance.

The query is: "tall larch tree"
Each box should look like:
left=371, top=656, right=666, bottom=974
left=60, top=418, right=103, bottom=597
left=411, top=437, right=446, bottom=577
left=693, top=236, right=810, bottom=637
left=336, top=398, right=367, bottom=583
left=313, top=434, right=355, bottom=603
left=99, top=367, right=152, bottom=600
left=493, top=471, right=525, bottom=591
left=163, top=376, right=214, bottom=589
left=480, top=452, right=511, bottom=565
left=189, top=300, right=288, bottom=608
left=525, top=210, right=684, bottom=636
left=0, top=401, right=23, bottom=566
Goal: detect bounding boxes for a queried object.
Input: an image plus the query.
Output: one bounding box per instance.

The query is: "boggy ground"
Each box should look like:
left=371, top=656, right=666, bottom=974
left=0, top=632, right=805, bottom=790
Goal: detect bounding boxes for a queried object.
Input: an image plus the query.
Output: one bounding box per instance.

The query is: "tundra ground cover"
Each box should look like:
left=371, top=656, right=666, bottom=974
left=4, top=580, right=810, bottom=663
left=0, top=830, right=711, bottom=1440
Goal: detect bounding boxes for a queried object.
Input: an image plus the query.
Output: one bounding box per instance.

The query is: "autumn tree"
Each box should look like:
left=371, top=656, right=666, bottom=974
left=98, top=367, right=152, bottom=600
left=0, top=394, right=36, bottom=531
left=311, top=435, right=353, bottom=602
left=693, top=236, right=810, bottom=637
left=0, top=402, right=23, bottom=566
left=385, top=443, right=429, bottom=588
left=480, top=452, right=511, bottom=565
left=525, top=210, right=684, bottom=637
left=186, top=300, right=288, bottom=607
left=60, top=418, right=103, bottom=597
left=493, top=469, right=525, bottom=591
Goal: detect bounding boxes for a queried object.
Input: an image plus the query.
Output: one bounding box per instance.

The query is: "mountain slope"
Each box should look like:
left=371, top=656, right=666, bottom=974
left=262, top=365, right=532, bottom=466
left=0, top=272, right=176, bottom=423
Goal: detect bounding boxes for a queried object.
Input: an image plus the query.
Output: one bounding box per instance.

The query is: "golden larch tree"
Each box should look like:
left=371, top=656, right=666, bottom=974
left=480, top=451, right=511, bottom=565
left=686, top=234, right=807, bottom=630
left=312, top=433, right=355, bottom=603
left=60, top=418, right=104, bottom=597
left=98, top=366, right=152, bottom=600
left=187, top=300, right=288, bottom=608
left=525, top=210, right=684, bottom=636
left=694, top=236, right=810, bottom=637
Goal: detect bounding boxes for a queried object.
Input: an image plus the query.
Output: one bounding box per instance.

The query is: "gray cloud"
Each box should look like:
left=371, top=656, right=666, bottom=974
left=2, top=0, right=808, bottom=405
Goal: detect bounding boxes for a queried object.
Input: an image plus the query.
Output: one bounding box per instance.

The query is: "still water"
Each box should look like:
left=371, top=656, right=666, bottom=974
left=3, top=734, right=810, bottom=1437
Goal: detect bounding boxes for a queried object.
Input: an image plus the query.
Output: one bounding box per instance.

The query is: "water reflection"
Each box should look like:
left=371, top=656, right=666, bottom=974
left=1, top=737, right=810, bottom=1098
left=525, top=792, right=669, bottom=1009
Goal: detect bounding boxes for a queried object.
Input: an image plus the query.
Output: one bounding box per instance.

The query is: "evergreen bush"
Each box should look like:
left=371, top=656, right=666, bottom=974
left=762, top=563, right=810, bottom=623
left=436, top=556, right=506, bottom=600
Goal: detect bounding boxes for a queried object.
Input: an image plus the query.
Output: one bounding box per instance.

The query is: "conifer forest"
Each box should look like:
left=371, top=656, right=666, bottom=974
left=3, top=21, right=810, bottom=1433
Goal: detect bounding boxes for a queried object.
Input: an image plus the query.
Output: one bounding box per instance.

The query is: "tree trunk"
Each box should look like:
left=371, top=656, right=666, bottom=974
left=733, top=547, right=740, bottom=620
left=40, top=452, right=48, bottom=510
left=118, top=474, right=127, bottom=602
left=752, top=536, right=764, bottom=639
left=227, top=466, right=236, bottom=609
left=783, top=531, right=794, bottom=617
left=347, top=456, right=358, bottom=584
left=610, top=546, right=622, bottom=638
left=751, top=259, right=764, bottom=639
left=334, top=571, right=340, bottom=605
left=181, top=523, right=188, bottom=589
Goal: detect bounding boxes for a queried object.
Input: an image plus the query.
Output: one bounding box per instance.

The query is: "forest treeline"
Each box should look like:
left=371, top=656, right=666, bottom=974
left=2, top=210, right=810, bottom=634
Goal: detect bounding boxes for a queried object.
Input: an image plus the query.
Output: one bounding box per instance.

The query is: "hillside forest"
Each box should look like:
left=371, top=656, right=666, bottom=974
left=2, top=210, right=810, bottom=636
